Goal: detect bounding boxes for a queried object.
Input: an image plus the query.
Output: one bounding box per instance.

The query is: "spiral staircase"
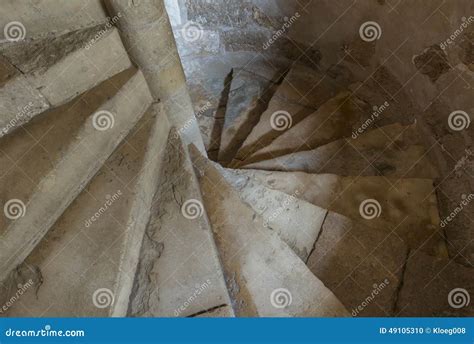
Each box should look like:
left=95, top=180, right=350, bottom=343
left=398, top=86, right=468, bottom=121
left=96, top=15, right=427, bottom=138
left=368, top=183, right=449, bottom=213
left=0, top=3, right=473, bottom=318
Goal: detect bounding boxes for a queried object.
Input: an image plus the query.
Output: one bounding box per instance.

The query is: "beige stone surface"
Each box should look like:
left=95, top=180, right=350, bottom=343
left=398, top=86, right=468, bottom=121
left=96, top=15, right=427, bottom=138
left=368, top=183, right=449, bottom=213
left=0, top=70, right=152, bottom=283
left=243, top=91, right=369, bottom=164
left=230, top=169, right=446, bottom=258
left=191, top=146, right=349, bottom=317
left=128, top=134, right=232, bottom=317
left=244, top=123, right=438, bottom=179
left=1, top=107, right=158, bottom=316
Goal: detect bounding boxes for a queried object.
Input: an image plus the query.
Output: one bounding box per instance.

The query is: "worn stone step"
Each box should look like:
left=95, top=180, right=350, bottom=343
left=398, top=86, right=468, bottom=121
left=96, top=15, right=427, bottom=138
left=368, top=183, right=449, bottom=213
left=217, top=69, right=277, bottom=165
left=219, top=167, right=326, bottom=261
left=128, top=133, right=233, bottom=317
left=230, top=64, right=347, bottom=167
left=235, top=91, right=370, bottom=166
left=0, top=69, right=152, bottom=284
left=0, top=25, right=132, bottom=137
left=308, top=211, right=408, bottom=316
left=396, top=252, right=474, bottom=316
left=229, top=169, right=446, bottom=258
left=190, top=146, right=349, bottom=317
left=0, top=0, right=108, bottom=41
left=0, top=104, right=170, bottom=316
left=243, top=123, right=438, bottom=178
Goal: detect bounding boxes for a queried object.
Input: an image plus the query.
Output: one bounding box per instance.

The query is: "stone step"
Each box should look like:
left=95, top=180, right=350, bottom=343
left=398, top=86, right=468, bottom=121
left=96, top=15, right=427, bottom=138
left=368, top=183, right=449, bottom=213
left=230, top=64, right=347, bottom=167
left=190, top=146, right=349, bottom=317
left=0, top=25, right=132, bottom=137
left=128, top=133, right=233, bottom=317
left=308, top=211, right=408, bottom=316
left=0, top=0, right=108, bottom=41
left=243, top=123, right=438, bottom=178
left=396, top=252, right=473, bottom=316
left=229, top=169, right=447, bottom=258
left=0, top=69, right=152, bottom=284
left=235, top=91, right=370, bottom=166
left=219, top=167, right=327, bottom=261
left=0, top=104, right=170, bottom=316
left=217, top=69, right=277, bottom=165
left=221, top=165, right=409, bottom=316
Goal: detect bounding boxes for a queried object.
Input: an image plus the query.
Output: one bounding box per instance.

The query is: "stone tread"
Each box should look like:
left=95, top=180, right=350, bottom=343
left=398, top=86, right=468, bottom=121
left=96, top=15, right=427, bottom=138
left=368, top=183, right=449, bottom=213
left=1, top=105, right=164, bottom=316
left=0, top=69, right=152, bottom=283
left=128, top=132, right=233, bottom=317
left=0, top=26, right=132, bottom=136
left=228, top=169, right=446, bottom=258
left=191, top=146, right=349, bottom=317
left=243, top=122, right=439, bottom=179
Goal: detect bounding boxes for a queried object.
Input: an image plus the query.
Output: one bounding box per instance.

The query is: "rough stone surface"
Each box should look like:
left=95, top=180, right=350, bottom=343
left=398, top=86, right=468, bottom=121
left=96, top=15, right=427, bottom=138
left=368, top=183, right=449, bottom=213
left=128, top=133, right=232, bottom=317
left=0, top=70, right=152, bottom=284
left=308, top=212, right=408, bottom=316
left=191, top=146, right=349, bottom=317
left=218, top=69, right=277, bottom=165
left=396, top=252, right=474, bottom=316
left=244, top=123, right=439, bottom=179
left=242, top=91, right=370, bottom=165
left=220, top=167, right=327, bottom=261
left=1, top=107, right=158, bottom=316
left=230, top=169, right=446, bottom=258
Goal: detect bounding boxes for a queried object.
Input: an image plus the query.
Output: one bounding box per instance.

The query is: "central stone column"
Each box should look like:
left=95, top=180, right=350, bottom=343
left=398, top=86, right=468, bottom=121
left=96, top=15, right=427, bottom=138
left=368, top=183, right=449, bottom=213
left=105, top=0, right=205, bottom=154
